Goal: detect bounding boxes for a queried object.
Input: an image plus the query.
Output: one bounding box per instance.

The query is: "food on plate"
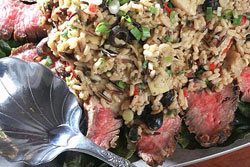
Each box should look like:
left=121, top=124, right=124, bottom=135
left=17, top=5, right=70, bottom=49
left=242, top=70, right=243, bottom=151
left=0, top=0, right=46, bottom=42
left=185, top=84, right=239, bottom=147
left=137, top=115, right=181, bottom=165
left=84, top=96, right=122, bottom=149
left=0, top=0, right=249, bottom=166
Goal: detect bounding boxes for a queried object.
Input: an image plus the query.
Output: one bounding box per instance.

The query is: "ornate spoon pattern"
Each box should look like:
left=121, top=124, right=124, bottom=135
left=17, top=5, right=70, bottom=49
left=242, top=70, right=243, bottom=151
left=0, top=57, right=136, bottom=167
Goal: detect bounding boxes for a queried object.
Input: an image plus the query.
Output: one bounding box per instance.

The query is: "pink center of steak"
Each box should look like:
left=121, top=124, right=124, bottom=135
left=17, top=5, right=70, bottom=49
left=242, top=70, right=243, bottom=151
left=137, top=116, right=181, bottom=165
left=239, top=67, right=250, bottom=102
left=85, top=97, right=122, bottom=150
left=186, top=84, right=238, bottom=147
left=0, top=0, right=46, bottom=42
left=10, top=43, right=40, bottom=62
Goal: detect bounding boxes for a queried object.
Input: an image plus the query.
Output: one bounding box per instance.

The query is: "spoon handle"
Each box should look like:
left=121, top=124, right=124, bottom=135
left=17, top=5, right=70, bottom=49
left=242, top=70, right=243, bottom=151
left=70, top=133, right=136, bottom=167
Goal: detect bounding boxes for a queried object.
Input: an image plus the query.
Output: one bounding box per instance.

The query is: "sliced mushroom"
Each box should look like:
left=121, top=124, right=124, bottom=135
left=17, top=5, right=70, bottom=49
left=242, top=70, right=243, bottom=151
left=108, top=25, right=130, bottom=48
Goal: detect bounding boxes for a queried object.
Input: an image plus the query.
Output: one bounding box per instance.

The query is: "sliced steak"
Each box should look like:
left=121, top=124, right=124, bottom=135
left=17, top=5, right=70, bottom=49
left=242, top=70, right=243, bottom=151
left=10, top=43, right=41, bottom=62
left=239, top=67, right=250, bottom=102
left=137, top=116, right=181, bottom=165
left=186, top=84, right=239, bottom=147
left=0, top=0, right=46, bottom=42
left=84, top=96, right=122, bottom=149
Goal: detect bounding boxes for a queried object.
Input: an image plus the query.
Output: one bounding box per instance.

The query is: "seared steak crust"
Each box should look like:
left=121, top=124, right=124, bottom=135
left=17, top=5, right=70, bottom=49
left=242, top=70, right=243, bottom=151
left=10, top=43, right=40, bottom=62
left=186, top=84, right=239, bottom=147
left=137, top=116, right=181, bottom=165
left=0, top=0, right=46, bottom=42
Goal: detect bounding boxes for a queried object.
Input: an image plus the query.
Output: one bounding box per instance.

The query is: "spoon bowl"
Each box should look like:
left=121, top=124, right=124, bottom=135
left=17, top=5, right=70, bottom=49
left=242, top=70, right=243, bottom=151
left=0, top=57, right=135, bottom=167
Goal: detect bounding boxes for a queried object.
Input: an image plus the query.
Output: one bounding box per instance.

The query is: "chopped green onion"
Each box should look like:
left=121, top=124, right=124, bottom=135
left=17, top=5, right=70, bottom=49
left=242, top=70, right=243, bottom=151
left=124, top=15, right=132, bottom=23
left=149, top=6, right=157, bottom=14
left=205, top=80, right=213, bottom=89
left=206, top=7, right=213, bottom=21
left=233, top=15, right=242, bottom=26
left=143, top=60, right=149, bottom=69
left=120, top=0, right=129, bottom=5
left=70, top=25, right=78, bottom=30
left=96, top=58, right=106, bottom=68
left=138, top=82, right=145, bottom=86
left=95, top=21, right=111, bottom=34
left=170, top=11, right=177, bottom=24
left=65, top=77, right=71, bottom=84
left=217, top=7, right=222, bottom=16
left=165, top=35, right=173, bottom=42
left=223, top=9, right=233, bottom=20
left=167, top=109, right=176, bottom=116
left=118, top=10, right=126, bottom=16
left=45, top=56, right=53, bottom=66
left=176, top=71, right=184, bottom=76
left=61, top=30, right=68, bottom=38
left=142, top=27, right=150, bottom=38
left=130, top=26, right=142, bottom=41
left=105, top=0, right=112, bottom=5
left=117, top=81, right=126, bottom=89
left=167, top=1, right=174, bottom=8
left=166, top=68, right=172, bottom=77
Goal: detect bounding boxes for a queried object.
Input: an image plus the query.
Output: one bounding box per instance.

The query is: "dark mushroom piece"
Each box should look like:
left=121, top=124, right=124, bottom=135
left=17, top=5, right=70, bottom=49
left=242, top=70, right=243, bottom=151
left=128, top=124, right=139, bottom=143
left=108, top=25, right=130, bottom=48
left=36, top=37, right=51, bottom=56
left=143, top=104, right=163, bottom=131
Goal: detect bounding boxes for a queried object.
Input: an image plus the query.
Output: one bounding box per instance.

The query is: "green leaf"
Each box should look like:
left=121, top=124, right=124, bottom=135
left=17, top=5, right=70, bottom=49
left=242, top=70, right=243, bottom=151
left=233, top=15, right=242, bottom=26
left=61, top=30, right=69, bottom=38
left=238, top=101, right=250, bottom=118
left=0, top=48, right=7, bottom=58
left=120, top=0, right=129, bottom=5
left=0, top=40, right=11, bottom=55
left=176, top=71, right=184, bottom=76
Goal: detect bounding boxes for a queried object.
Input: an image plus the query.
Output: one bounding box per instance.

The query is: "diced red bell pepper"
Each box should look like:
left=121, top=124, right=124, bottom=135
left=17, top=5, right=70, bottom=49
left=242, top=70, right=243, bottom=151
left=222, top=39, right=233, bottom=55
left=183, top=89, right=187, bottom=98
left=209, top=63, right=216, bottom=71
left=241, top=16, right=247, bottom=25
left=89, top=4, right=97, bottom=13
left=164, top=2, right=172, bottom=16
left=67, top=10, right=72, bottom=17
left=45, top=11, right=51, bottom=21
left=134, top=85, right=139, bottom=96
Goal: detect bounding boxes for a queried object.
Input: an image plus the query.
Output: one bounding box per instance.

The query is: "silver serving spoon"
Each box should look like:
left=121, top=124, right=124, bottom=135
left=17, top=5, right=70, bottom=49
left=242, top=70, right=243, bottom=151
left=0, top=57, right=136, bottom=167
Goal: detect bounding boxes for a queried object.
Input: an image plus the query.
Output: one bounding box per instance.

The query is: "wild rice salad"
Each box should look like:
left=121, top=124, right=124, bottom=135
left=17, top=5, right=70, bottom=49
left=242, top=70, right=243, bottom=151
left=37, top=0, right=250, bottom=165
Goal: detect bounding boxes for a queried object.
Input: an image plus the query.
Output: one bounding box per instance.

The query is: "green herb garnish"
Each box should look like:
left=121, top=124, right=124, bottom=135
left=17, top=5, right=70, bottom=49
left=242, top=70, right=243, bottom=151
left=95, top=21, right=111, bottom=34
left=117, top=81, right=126, bottom=89
left=233, top=15, right=242, bottom=26
left=223, top=9, right=233, bottom=20
left=142, top=27, right=150, bottom=38
left=166, top=68, right=172, bottom=77
left=149, top=6, right=157, bottom=14
left=170, top=11, right=177, bottom=24
left=206, top=7, right=213, bottom=21
left=61, top=30, right=68, bottom=38
left=120, top=0, right=129, bottom=5
left=142, top=60, right=149, bottom=69
left=165, top=35, right=173, bottom=42
left=130, top=26, right=142, bottom=41
left=44, top=56, right=53, bottom=66
left=176, top=71, right=184, bottom=76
